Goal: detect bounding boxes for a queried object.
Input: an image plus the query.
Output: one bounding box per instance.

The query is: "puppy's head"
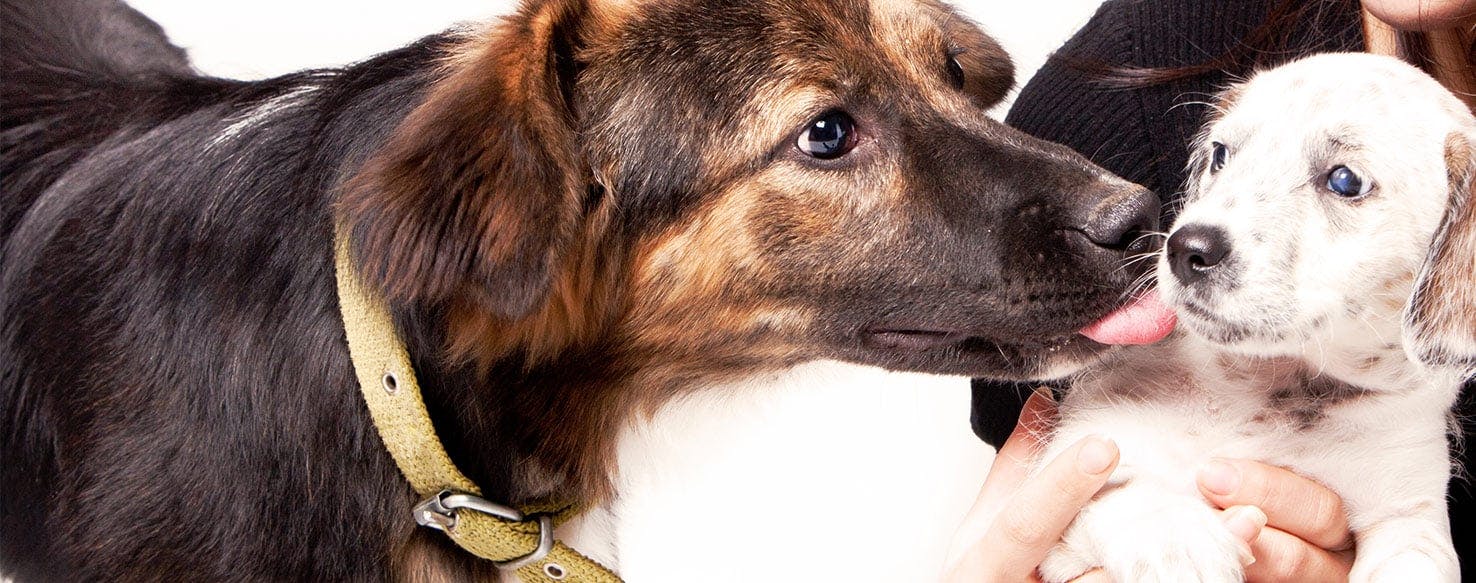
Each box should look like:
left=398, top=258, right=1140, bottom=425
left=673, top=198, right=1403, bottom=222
left=1161, top=53, right=1476, bottom=374
left=343, top=0, right=1158, bottom=384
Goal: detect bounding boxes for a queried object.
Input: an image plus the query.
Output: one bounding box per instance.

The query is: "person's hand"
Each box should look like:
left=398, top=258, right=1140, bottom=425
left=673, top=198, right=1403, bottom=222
left=1196, top=459, right=1356, bottom=581
left=942, top=389, right=1266, bottom=582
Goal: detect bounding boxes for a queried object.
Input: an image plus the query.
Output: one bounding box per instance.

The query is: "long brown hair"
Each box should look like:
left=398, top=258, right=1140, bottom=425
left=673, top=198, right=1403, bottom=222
left=1075, top=0, right=1363, bottom=88
left=1080, top=0, right=1476, bottom=110
left=1365, top=9, right=1476, bottom=110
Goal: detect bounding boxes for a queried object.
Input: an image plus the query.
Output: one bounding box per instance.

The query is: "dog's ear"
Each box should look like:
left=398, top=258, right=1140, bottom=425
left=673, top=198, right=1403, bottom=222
left=342, top=0, right=591, bottom=319
left=1404, top=132, right=1476, bottom=377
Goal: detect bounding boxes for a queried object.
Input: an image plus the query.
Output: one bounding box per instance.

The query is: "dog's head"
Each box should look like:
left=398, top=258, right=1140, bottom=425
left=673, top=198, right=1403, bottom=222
left=343, top=0, right=1159, bottom=384
left=1161, top=53, right=1476, bottom=375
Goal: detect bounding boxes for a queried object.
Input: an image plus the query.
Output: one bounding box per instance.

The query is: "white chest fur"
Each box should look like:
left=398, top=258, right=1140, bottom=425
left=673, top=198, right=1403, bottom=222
left=556, top=361, right=993, bottom=582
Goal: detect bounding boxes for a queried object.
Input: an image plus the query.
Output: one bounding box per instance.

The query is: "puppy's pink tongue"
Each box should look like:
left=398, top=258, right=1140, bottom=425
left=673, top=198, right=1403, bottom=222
left=1079, top=290, right=1177, bottom=345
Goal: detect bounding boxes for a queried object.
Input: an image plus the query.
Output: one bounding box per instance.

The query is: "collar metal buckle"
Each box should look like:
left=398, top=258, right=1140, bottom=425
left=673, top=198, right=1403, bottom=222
left=412, top=489, right=556, bottom=571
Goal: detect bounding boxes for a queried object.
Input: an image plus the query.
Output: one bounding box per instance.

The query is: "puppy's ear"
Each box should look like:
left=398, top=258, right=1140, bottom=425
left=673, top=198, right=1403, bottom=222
left=1405, top=132, right=1476, bottom=377
left=342, top=0, right=591, bottom=319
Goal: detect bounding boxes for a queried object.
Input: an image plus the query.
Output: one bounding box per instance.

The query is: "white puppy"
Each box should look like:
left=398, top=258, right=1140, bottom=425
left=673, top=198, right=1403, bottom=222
left=1038, top=53, right=1476, bottom=583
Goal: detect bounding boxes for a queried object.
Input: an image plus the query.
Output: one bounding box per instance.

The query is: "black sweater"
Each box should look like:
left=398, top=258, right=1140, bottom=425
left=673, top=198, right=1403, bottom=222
left=973, top=0, right=1475, bottom=574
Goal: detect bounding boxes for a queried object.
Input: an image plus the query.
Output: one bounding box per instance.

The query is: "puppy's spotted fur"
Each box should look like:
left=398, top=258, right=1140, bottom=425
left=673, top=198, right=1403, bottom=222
left=1040, top=53, right=1476, bottom=583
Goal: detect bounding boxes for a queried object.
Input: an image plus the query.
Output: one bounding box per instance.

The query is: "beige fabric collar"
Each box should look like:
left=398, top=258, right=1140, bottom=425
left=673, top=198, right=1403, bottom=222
left=333, top=223, right=621, bottom=582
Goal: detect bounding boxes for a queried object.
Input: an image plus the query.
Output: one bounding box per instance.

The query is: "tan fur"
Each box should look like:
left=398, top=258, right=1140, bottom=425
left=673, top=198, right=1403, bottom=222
left=445, top=195, right=622, bottom=368
left=1407, top=133, right=1476, bottom=370
left=876, top=1, right=1011, bottom=121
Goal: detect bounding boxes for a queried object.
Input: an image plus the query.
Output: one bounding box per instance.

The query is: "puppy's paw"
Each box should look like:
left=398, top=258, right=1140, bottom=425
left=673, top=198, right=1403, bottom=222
left=1038, top=486, right=1244, bottom=583
left=1038, top=541, right=1097, bottom=583
left=1349, top=517, right=1460, bottom=583
left=1353, top=551, right=1447, bottom=583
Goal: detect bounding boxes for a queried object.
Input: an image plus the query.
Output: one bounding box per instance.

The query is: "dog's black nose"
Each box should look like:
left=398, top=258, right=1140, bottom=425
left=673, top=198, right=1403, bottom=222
left=1167, top=224, right=1231, bottom=284
left=1080, top=185, right=1161, bottom=252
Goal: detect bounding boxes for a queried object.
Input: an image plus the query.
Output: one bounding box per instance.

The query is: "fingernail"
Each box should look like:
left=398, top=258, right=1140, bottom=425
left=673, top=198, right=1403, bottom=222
left=1075, top=435, right=1116, bottom=475
left=1221, top=505, right=1266, bottom=566
left=1198, top=459, right=1241, bottom=496
left=1221, top=505, right=1267, bottom=541
left=1233, top=540, right=1257, bottom=567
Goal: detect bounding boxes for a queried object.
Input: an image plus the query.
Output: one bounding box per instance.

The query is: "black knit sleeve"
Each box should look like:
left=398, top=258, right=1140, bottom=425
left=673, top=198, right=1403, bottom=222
left=1003, top=2, right=1158, bottom=191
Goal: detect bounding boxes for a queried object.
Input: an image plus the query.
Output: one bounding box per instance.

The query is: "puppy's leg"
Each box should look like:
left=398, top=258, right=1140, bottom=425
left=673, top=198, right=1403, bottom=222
left=1038, top=473, right=1244, bottom=583
left=1336, top=421, right=1459, bottom=583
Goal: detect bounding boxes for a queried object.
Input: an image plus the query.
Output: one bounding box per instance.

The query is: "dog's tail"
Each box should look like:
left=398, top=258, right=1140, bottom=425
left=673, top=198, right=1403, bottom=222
left=1, top=1, right=197, bottom=247
left=1, top=0, right=194, bottom=142
left=0, top=0, right=192, bottom=83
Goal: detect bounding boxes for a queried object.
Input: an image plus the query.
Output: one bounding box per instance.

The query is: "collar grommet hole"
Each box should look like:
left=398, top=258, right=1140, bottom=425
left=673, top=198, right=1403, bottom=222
left=381, top=372, right=399, bottom=395
left=544, top=563, right=566, bottom=580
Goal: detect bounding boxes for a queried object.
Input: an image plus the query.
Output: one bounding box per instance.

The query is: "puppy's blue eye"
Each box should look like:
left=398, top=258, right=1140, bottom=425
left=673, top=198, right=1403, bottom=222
left=1327, top=166, right=1372, bottom=198
left=797, top=111, right=857, bottom=160
left=1210, top=142, right=1228, bottom=172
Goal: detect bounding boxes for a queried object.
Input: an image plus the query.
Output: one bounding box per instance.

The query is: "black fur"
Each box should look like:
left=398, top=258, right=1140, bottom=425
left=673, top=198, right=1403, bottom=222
left=0, top=5, right=465, bottom=578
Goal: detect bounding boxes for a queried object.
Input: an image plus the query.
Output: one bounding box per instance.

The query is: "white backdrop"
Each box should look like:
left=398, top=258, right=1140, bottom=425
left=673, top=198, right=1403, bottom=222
left=127, top=0, right=1106, bottom=111
left=117, top=1, right=1108, bottom=580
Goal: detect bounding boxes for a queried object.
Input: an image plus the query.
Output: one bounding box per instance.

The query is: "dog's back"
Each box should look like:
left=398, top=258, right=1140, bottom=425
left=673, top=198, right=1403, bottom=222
left=0, top=0, right=196, bottom=244
left=0, top=2, right=193, bottom=575
left=0, top=3, right=439, bottom=578
left=0, top=0, right=191, bottom=80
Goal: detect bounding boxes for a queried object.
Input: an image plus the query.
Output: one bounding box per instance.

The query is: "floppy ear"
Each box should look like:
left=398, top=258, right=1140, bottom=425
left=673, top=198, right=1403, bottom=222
left=341, top=0, right=591, bottom=319
left=1405, top=132, right=1476, bottom=377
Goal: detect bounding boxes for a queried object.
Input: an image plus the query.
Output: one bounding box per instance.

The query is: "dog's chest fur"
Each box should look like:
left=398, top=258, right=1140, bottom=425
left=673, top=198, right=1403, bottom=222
left=554, top=362, right=992, bottom=581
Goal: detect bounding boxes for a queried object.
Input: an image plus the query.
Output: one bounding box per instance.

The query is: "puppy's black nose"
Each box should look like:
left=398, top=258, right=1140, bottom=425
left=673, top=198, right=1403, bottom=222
left=1080, top=186, right=1161, bottom=252
left=1168, top=224, right=1231, bottom=284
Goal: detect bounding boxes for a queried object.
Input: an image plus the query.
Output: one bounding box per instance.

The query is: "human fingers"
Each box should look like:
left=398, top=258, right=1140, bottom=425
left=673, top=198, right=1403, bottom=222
left=944, top=389, right=1060, bottom=576
left=1242, top=526, right=1355, bottom=582
left=1197, top=459, right=1352, bottom=551
left=945, top=435, right=1118, bottom=582
left=978, top=389, right=1060, bottom=500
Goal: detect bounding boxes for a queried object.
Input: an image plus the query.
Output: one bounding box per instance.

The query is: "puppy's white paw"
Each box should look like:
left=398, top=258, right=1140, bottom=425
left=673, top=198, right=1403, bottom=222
left=1353, top=551, right=1446, bottom=583
left=1038, top=486, right=1244, bottom=583
left=1348, top=517, right=1460, bottom=583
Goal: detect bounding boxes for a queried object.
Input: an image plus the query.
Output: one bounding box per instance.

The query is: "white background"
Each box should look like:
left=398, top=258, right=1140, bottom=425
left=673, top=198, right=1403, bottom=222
left=127, top=0, right=1108, bottom=111
left=118, top=1, right=1110, bottom=580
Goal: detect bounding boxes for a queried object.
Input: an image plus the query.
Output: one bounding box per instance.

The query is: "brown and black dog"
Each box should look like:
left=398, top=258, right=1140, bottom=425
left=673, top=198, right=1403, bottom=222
left=0, top=0, right=1157, bottom=579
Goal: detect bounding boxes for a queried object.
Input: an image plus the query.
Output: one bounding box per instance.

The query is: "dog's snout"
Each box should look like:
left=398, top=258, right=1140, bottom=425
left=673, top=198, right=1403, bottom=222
left=1167, top=224, right=1231, bottom=284
left=1078, top=185, right=1161, bottom=252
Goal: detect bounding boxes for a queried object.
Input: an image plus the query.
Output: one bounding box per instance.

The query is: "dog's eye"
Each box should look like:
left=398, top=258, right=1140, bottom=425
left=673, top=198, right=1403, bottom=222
left=946, top=54, right=966, bottom=90
left=1326, top=166, right=1373, bottom=198
left=1210, top=142, right=1228, bottom=173
left=797, top=110, right=857, bottom=160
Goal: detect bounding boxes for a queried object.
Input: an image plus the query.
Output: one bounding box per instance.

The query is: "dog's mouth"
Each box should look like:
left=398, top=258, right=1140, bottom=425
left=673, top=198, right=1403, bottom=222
left=860, top=327, right=1085, bottom=352
left=861, top=328, right=969, bottom=351
left=860, top=292, right=1178, bottom=355
left=850, top=292, right=1177, bottom=378
left=856, top=323, right=1108, bottom=379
